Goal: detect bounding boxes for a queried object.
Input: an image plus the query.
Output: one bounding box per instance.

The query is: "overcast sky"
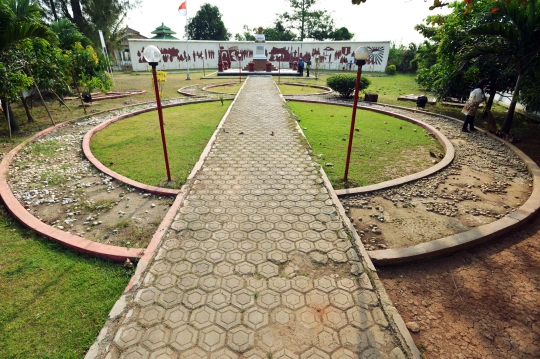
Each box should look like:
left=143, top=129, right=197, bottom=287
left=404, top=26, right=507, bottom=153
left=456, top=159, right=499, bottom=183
left=125, top=0, right=453, bottom=45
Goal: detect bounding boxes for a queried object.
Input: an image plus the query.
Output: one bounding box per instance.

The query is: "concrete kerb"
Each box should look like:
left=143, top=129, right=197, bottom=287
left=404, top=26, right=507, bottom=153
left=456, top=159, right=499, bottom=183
left=201, top=82, right=239, bottom=96
left=278, top=84, right=421, bottom=359
left=281, top=82, right=333, bottom=96
left=289, top=99, right=540, bottom=265
left=84, top=79, right=248, bottom=359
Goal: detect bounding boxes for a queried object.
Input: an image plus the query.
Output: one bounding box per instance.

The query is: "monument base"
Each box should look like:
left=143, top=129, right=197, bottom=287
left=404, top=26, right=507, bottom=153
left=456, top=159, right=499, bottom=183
left=244, top=59, right=278, bottom=72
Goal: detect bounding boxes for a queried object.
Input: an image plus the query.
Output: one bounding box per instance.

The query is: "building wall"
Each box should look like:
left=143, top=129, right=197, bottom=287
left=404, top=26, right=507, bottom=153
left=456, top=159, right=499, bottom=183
left=128, top=39, right=390, bottom=72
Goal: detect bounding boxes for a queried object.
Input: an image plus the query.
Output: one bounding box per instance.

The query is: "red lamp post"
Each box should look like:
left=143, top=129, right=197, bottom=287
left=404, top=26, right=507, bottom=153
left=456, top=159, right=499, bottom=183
left=144, top=45, right=172, bottom=182
left=277, top=54, right=282, bottom=85
left=238, top=54, right=242, bottom=84
left=344, top=47, right=370, bottom=182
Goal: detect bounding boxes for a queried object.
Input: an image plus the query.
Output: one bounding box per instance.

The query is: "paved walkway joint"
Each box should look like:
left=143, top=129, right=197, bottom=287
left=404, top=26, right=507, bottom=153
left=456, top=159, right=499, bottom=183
left=89, top=77, right=411, bottom=359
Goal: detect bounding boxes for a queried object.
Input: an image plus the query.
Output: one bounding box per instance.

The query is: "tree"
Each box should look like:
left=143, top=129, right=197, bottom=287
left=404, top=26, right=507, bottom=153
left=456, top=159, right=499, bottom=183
left=279, top=0, right=338, bottom=41
left=0, top=0, right=57, bottom=133
left=234, top=25, right=256, bottom=41
left=263, top=21, right=296, bottom=41
left=332, top=27, right=354, bottom=41
left=49, top=18, right=91, bottom=50
left=187, top=3, right=231, bottom=40
left=465, top=0, right=540, bottom=134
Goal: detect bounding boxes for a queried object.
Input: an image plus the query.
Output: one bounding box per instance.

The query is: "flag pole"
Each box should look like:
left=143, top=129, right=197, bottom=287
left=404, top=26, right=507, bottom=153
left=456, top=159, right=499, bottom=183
left=186, top=4, right=190, bottom=80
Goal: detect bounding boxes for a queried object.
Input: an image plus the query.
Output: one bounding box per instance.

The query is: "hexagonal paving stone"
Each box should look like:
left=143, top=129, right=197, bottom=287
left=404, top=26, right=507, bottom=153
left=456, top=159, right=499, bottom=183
left=135, top=287, right=160, bottom=307
left=236, top=240, right=256, bottom=252
left=337, top=278, right=359, bottom=292
left=358, top=273, right=374, bottom=290
left=206, top=249, right=226, bottom=263
left=268, top=277, right=291, bottom=292
left=371, top=307, right=389, bottom=328
left=306, top=290, right=330, bottom=309
left=314, top=240, right=334, bottom=253
left=213, top=230, right=230, bottom=241
left=330, top=348, right=356, bottom=359
left=353, top=290, right=379, bottom=309
left=346, top=307, right=374, bottom=330
left=267, top=230, right=285, bottom=241
left=258, top=239, right=276, bottom=252
left=339, top=325, right=369, bottom=352
left=199, top=275, right=222, bottom=292
left=154, top=274, right=177, bottom=290
left=303, top=230, right=321, bottom=242
left=295, top=307, right=321, bottom=330
left=292, top=276, right=314, bottom=293
left=322, top=306, right=348, bottom=330
left=149, top=347, right=178, bottom=359
left=274, top=349, right=299, bottom=359
left=227, top=325, right=254, bottom=353
left=317, top=327, right=341, bottom=353
left=239, top=222, right=257, bottom=232
left=141, top=324, right=170, bottom=351
left=255, top=262, right=277, bottom=278
left=329, top=289, right=355, bottom=310
left=190, top=306, right=216, bottom=329
left=296, top=240, right=315, bottom=253
left=256, top=289, right=280, bottom=309
left=244, top=349, right=268, bottom=359
left=114, top=323, right=145, bottom=349
left=312, top=276, right=336, bottom=293
left=216, top=306, right=242, bottom=330
left=157, top=288, right=183, bottom=308
left=232, top=289, right=255, bottom=310
left=222, top=275, right=244, bottom=292
left=181, top=347, right=207, bottom=359
left=182, top=289, right=206, bottom=309
left=164, top=306, right=190, bottom=328
left=225, top=250, right=245, bottom=264
left=247, top=277, right=267, bottom=292
left=207, top=289, right=231, bottom=310
left=292, top=222, right=309, bottom=232
left=327, top=250, right=348, bottom=263
left=271, top=307, right=294, bottom=325
left=300, top=347, right=330, bottom=359
left=258, top=222, right=275, bottom=232
left=150, top=261, right=171, bottom=275
left=257, top=327, right=284, bottom=352
left=266, top=214, right=281, bottom=223
left=247, top=250, right=267, bottom=265
left=282, top=289, right=305, bottom=310
left=243, top=307, right=268, bottom=330
left=192, top=260, right=214, bottom=276
left=171, top=261, right=191, bottom=276
left=214, top=262, right=235, bottom=277
left=177, top=274, right=199, bottom=291
left=198, top=325, right=226, bottom=352
left=248, top=230, right=266, bottom=241
left=209, top=348, right=237, bottom=359
left=285, top=230, right=302, bottom=242
left=231, top=230, right=248, bottom=242
left=186, top=249, right=206, bottom=263
left=268, top=250, right=288, bottom=264
left=236, top=262, right=256, bottom=275
left=118, top=345, right=149, bottom=359
left=277, top=240, right=296, bottom=253
left=194, top=229, right=213, bottom=241
left=139, top=305, right=166, bottom=326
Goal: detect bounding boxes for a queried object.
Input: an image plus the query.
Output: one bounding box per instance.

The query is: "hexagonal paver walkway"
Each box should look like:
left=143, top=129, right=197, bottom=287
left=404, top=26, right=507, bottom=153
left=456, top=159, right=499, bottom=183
left=87, top=77, right=411, bottom=359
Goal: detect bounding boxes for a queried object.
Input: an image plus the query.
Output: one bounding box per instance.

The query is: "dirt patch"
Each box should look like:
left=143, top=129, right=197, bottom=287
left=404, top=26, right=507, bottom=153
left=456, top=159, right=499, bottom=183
left=7, top=105, right=177, bottom=248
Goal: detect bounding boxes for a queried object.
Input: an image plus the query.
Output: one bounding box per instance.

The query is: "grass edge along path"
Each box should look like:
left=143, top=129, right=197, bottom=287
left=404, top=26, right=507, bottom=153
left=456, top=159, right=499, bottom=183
left=90, top=101, right=232, bottom=188
left=0, top=208, right=132, bottom=358
left=288, top=101, right=443, bottom=189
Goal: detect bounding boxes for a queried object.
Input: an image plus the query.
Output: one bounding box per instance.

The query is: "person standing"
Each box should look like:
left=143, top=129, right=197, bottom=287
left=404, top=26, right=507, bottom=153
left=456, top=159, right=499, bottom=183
left=348, top=55, right=354, bottom=70
left=306, top=57, right=312, bottom=77
left=461, top=79, right=489, bottom=132
left=298, top=59, right=304, bottom=76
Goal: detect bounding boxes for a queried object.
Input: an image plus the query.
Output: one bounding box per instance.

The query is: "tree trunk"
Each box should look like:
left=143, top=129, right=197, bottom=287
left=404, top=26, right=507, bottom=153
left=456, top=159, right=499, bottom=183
left=70, top=0, right=85, bottom=29
left=48, top=0, right=59, bottom=21
left=501, top=71, right=524, bottom=135
left=1, top=97, right=20, bottom=133
left=486, top=83, right=497, bottom=112
left=20, top=94, right=35, bottom=123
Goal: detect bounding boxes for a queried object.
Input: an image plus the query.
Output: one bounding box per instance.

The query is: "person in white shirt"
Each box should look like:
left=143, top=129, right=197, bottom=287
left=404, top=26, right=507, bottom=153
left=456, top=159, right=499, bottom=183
left=461, top=79, right=489, bottom=132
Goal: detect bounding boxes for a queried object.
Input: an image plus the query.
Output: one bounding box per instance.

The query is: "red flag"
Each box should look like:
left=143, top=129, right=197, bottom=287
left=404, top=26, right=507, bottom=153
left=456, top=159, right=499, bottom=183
left=179, top=1, right=187, bottom=16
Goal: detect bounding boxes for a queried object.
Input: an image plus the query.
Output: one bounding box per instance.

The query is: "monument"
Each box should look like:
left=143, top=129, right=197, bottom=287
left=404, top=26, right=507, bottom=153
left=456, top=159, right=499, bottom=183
left=248, top=27, right=278, bottom=72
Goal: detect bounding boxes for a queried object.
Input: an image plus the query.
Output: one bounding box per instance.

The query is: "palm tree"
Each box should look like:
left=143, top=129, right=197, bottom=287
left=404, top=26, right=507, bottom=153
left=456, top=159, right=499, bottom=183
left=468, top=0, right=540, bottom=134
left=0, top=0, right=57, bottom=133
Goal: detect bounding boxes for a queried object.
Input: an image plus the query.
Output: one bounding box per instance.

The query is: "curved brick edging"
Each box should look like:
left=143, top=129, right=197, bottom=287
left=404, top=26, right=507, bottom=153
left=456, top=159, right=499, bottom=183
left=90, top=90, right=146, bottom=102
left=201, top=82, right=238, bottom=95
left=0, top=122, right=143, bottom=261
left=177, top=86, right=207, bottom=98
left=82, top=99, right=229, bottom=196
left=282, top=82, right=333, bottom=96
left=287, top=99, right=455, bottom=195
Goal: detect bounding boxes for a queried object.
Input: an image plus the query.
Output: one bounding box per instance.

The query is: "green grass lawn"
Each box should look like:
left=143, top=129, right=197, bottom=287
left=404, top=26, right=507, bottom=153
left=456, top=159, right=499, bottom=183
left=206, top=82, right=325, bottom=95
left=289, top=101, right=443, bottom=189
left=91, top=101, right=232, bottom=187
left=0, top=208, right=131, bottom=358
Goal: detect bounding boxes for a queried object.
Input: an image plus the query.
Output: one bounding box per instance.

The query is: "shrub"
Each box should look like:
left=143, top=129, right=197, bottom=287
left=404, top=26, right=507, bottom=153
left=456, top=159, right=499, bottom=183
left=326, top=74, right=371, bottom=98
left=385, top=64, right=397, bottom=75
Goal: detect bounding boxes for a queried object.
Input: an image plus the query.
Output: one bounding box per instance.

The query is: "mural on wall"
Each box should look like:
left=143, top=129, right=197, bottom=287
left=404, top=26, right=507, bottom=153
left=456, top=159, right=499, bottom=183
left=129, top=40, right=390, bottom=72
